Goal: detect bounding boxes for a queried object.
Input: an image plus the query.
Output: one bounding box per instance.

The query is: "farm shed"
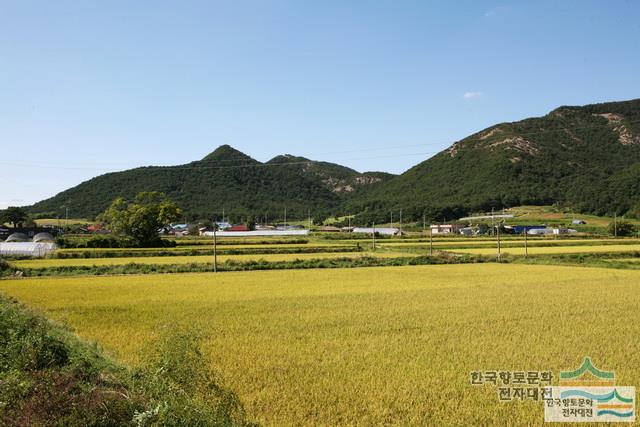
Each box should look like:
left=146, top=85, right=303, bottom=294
left=352, top=227, right=400, bottom=236
left=511, top=225, right=546, bottom=234
left=527, top=228, right=554, bottom=235
left=430, top=224, right=464, bottom=235
left=227, top=224, right=250, bottom=232
left=202, top=229, right=309, bottom=237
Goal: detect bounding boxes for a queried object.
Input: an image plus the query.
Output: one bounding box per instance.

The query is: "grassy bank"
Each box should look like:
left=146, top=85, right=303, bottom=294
left=2, top=253, right=486, bottom=278
left=0, top=294, right=252, bottom=426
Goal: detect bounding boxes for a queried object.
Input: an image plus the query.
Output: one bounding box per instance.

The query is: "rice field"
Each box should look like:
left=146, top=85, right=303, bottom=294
left=380, top=238, right=640, bottom=248
left=11, top=250, right=411, bottom=268
left=56, top=241, right=353, bottom=254
left=450, top=243, right=640, bottom=256
left=1, top=264, right=639, bottom=425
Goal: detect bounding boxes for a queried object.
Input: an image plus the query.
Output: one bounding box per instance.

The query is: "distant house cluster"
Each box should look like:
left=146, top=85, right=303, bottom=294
left=199, top=222, right=310, bottom=237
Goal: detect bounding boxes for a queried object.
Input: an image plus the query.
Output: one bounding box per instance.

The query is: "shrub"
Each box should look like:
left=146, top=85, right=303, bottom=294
left=56, top=235, right=177, bottom=249
left=608, top=220, right=638, bottom=237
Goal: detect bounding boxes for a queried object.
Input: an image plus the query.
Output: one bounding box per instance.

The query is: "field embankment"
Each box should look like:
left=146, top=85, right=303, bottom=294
left=0, top=294, right=252, bottom=426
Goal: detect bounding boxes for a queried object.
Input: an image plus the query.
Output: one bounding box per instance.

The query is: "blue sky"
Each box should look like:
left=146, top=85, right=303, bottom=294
left=1, top=1, right=639, bottom=209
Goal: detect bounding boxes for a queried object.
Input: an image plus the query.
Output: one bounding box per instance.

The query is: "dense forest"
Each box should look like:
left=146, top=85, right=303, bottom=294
left=28, top=145, right=392, bottom=221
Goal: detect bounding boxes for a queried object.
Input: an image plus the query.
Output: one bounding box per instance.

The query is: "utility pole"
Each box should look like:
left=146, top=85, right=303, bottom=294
left=497, top=221, right=502, bottom=261
left=348, top=216, right=351, bottom=229
left=65, top=207, right=69, bottom=225
left=372, top=221, right=376, bottom=251
left=390, top=212, right=393, bottom=229
left=308, top=208, right=311, bottom=230
left=491, top=207, right=495, bottom=236
left=399, top=209, right=403, bottom=235
left=422, top=214, right=426, bottom=235
left=524, top=228, right=528, bottom=258
left=284, top=207, right=287, bottom=226
left=429, top=226, right=433, bottom=255
left=213, top=224, right=218, bottom=273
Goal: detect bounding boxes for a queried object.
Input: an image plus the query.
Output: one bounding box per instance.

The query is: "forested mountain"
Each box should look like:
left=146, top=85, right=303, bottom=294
left=346, top=98, right=640, bottom=223
left=29, top=99, right=640, bottom=222
left=28, top=145, right=392, bottom=220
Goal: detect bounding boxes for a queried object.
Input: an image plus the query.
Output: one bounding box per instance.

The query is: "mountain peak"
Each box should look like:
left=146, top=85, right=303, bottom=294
left=201, top=145, right=259, bottom=164
left=266, top=154, right=312, bottom=165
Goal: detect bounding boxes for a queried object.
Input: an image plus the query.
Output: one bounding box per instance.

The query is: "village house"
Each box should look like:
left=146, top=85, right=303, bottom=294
left=429, top=224, right=464, bottom=235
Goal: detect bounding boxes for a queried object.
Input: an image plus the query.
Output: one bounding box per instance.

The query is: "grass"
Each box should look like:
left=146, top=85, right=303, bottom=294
left=2, top=264, right=640, bottom=425
left=11, top=251, right=412, bottom=268
left=506, top=205, right=640, bottom=228
left=4, top=254, right=481, bottom=277
left=33, top=218, right=89, bottom=227
left=0, top=294, right=250, bottom=426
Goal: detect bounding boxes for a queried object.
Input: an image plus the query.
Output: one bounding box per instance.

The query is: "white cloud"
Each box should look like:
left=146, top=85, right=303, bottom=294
left=484, top=6, right=511, bottom=18
left=463, top=91, right=483, bottom=100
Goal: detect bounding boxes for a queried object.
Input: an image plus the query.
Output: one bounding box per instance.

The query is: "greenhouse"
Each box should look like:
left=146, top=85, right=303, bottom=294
left=6, top=232, right=30, bottom=242
left=0, top=242, right=57, bottom=257
left=33, top=232, right=55, bottom=242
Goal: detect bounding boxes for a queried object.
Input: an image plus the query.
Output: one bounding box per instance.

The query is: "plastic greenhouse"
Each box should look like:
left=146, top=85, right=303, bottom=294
left=0, top=242, right=57, bottom=257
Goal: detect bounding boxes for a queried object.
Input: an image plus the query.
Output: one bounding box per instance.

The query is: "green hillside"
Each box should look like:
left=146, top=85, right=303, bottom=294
left=348, top=98, right=640, bottom=222
left=29, top=145, right=392, bottom=220
left=28, top=99, right=640, bottom=222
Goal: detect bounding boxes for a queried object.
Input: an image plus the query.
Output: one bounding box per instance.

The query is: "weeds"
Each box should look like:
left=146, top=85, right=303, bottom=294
left=0, top=295, right=251, bottom=426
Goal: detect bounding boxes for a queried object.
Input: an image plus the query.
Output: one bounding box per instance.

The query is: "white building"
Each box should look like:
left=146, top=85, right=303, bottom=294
left=352, top=227, right=400, bottom=236
left=201, top=229, right=309, bottom=237
left=430, top=224, right=464, bottom=235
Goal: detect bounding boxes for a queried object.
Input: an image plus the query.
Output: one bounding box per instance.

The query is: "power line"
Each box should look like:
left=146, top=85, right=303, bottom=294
left=2, top=117, right=638, bottom=171
left=0, top=151, right=441, bottom=171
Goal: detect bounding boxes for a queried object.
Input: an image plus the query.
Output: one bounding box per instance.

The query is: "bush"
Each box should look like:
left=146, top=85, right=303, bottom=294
left=0, top=258, right=13, bottom=275
left=56, top=235, right=177, bottom=249
left=608, top=220, right=638, bottom=237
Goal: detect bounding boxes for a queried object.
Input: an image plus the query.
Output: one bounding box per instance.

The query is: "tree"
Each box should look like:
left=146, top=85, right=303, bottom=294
left=245, top=216, right=256, bottom=231
left=608, top=220, right=638, bottom=237
left=99, top=192, right=182, bottom=246
left=0, top=206, right=29, bottom=228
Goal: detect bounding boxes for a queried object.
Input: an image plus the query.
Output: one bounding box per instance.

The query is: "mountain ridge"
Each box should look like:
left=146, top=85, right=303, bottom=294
left=27, top=98, right=640, bottom=221
left=345, top=98, right=640, bottom=222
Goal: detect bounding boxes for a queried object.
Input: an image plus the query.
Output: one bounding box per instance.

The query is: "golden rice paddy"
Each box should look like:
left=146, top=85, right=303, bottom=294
left=1, top=264, right=639, bottom=425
